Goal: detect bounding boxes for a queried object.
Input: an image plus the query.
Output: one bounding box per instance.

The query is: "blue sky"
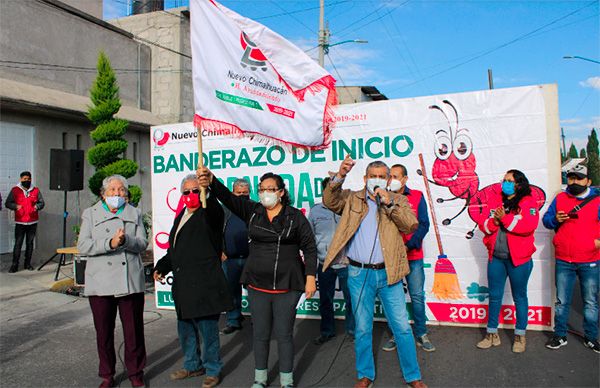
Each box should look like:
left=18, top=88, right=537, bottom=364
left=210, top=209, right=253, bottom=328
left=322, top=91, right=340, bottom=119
left=104, top=0, right=599, bottom=154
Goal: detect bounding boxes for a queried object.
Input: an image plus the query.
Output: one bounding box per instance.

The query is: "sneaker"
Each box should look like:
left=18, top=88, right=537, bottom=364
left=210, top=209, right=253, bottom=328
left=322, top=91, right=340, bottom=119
left=202, top=375, right=220, bottom=388
left=512, top=335, right=526, bottom=353
left=407, top=380, right=428, bottom=388
left=476, top=333, right=501, bottom=349
left=354, top=377, right=373, bottom=388
left=98, top=377, right=115, bottom=388
left=170, top=368, right=206, bottom=380
left=416, top=334, right=436, bottom=352
left=546, top=336, right=567, bottom=350
left=221, top=325, right=241, bottom=335
left=25, top=265, right=34, bottom=271
left=8, top=264, right=18, bottom=273
left=129, top=375, right=145, bottom=388
left=583, top=338, right=600, bottom=354
left=313, top=334, right=335, bottom=345
left=382, top=337, right=397, bottom=352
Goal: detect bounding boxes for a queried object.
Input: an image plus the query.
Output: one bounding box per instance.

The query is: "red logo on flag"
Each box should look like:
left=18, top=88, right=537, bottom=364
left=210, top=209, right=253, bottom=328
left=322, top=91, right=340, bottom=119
left=240, top=32, right=267, bottom=72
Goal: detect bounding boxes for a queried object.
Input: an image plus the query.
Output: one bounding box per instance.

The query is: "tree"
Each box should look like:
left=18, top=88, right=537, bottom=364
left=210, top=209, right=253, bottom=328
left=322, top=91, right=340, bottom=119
left=586, top=128, right=600, bottom=185
left=580, top=148, right=587, bottom=158
left=87, top=51, right=141, bottom=205
left=568, top=143, right=578, bottom=159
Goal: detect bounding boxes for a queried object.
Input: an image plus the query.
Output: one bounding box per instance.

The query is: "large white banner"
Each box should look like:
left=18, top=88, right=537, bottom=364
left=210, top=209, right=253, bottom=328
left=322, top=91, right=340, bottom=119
left=151, top=84, right=560, bottom=330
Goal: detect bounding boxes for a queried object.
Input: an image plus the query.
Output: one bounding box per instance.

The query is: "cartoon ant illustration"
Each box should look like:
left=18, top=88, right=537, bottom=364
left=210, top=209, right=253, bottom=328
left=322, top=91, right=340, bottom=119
left=418, top=100, right=546, bottom=239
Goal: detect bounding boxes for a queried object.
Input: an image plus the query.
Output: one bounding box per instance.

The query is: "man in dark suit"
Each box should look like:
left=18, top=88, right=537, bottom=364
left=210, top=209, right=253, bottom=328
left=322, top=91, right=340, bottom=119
left=154, top=174, right=232, bottom=388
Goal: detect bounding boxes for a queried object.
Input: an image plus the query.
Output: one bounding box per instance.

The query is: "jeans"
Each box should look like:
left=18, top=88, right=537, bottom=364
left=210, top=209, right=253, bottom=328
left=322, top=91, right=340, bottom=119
left=554, top=259, right=599, bottom=340
left=347, top=265, right=421, bottom=383
left=406, top=259, right=427, bottom=338
left=89, top=293, right=146, bottom=380
left=487, top=257, right=533, bottom=335
left=13, top=223, right=37, bottom=266
left=317, top=264, right=355, bottom=337
left=247, top=288, right=302, bottom=373
left=177, top=316, right=222, bottom=376
left=223, top=258, right=246, bottom=327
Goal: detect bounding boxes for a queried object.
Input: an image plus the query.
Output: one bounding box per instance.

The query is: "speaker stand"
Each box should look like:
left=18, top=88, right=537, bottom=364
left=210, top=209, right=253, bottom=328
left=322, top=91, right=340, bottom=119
left=37, top=191, right=69, bottom=280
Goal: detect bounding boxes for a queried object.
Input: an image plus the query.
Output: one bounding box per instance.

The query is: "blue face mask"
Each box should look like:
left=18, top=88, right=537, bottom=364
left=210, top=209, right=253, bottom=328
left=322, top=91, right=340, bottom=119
left=501, top=181, right=516, bottom=196
left=105, top=196, right=126, bottom=209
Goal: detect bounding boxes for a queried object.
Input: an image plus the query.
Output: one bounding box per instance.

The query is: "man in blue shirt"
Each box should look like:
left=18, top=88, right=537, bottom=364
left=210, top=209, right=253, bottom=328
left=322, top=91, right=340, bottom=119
left=309, top=177, right=355, bottom=345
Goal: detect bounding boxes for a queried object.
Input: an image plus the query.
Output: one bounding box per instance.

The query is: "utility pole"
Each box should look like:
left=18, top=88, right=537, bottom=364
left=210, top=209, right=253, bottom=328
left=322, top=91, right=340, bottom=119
left=561, top=127, right=566, bottom=160
left=318, top=0, right=329, bottom=67
left=487, top=69, right=494, bottom=89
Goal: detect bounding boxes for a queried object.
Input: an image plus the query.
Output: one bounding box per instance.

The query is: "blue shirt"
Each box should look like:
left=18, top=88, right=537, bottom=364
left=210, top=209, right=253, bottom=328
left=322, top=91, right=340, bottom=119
left=346, top=194, right=385, bottom=264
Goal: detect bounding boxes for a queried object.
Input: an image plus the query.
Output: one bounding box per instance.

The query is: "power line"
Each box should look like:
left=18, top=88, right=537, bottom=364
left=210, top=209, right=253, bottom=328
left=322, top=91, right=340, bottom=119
left=269, top=0, right=314, bottom=34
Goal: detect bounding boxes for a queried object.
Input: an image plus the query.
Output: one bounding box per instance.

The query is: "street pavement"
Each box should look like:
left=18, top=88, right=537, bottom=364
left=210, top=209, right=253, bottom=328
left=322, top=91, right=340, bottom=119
left=0, top=261, right=598, bottom=388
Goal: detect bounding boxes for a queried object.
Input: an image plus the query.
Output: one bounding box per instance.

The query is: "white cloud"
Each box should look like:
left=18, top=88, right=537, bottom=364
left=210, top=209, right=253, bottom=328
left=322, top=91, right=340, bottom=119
left=560, top=118, right=581, bottom=124
left=579, top=76, right=600, bottom=89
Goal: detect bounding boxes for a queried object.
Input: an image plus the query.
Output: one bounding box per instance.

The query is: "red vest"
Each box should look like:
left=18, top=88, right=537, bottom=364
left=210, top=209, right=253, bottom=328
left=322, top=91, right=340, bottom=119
left=552, top=192, right=600, bottom=263
left=402, top=189, right=424, bottom=261
left=11, top=186, right=40, bottom=224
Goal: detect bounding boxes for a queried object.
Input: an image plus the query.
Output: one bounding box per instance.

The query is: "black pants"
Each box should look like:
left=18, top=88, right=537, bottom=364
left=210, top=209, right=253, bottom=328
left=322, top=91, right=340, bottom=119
left=247, top=288, right=302, bottom=373
left=13, top=223, right=37, bottom=266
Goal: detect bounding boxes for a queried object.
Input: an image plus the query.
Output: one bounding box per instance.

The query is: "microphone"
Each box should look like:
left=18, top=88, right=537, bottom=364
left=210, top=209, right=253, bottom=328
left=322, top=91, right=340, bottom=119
left=373, top=185, right=381, bottom=207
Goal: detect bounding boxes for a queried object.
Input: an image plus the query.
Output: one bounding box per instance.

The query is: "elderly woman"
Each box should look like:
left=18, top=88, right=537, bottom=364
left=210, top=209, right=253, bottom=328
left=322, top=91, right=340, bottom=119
left=77, top=175, right=148, bottom=388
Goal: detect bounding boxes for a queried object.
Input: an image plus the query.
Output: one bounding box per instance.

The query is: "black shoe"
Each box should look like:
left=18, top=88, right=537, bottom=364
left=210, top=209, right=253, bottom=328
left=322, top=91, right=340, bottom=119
left=221, top=325, right=241, bottom=335
left=8, top=265, right=18, bottom=273
left=583, top=338, right=600, bottom=354
left=25, top=265, right=34, bottom=271
left=313, top=334, right=335, bottom=345
left=546, top=336, right=568, bottom=350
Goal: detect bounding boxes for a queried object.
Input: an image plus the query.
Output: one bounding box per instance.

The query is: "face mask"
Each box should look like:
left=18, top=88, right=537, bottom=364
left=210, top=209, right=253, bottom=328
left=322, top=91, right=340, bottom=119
left=182, top=192, right=201, bottom=208
left=388, top=179, right=403, bottom=192
left=21, top=181, right=31, bottom=189
left=367, top=178, right=388, bottom=194
left=501, top=181, right=515, bottom=196
left=105, top=196, right=126, bottom=209
left=567, top=183, right=587, bottom=196
left=239, top=195, right=250, bottom=201
left=259, top=191, right=279, bottom=209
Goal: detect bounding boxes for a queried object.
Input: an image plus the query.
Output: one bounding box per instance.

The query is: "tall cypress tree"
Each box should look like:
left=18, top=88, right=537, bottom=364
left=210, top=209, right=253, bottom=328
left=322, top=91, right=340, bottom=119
left=568, top=143, right=578, bottom=159
left=586, top=128, right=600, bottom=185
left=87, top=51, right=141, bottom=204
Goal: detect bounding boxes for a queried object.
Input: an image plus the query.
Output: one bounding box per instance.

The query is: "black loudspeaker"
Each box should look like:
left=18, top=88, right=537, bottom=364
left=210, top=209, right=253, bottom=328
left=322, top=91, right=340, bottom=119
left=49, top=149, right=84, bottom=191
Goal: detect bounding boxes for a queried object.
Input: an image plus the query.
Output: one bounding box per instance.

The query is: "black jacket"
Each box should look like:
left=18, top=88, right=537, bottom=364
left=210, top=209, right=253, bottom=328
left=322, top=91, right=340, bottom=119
left=210, top=178, right=317, bottom=292
left=154, top=194, right=233, bottom=320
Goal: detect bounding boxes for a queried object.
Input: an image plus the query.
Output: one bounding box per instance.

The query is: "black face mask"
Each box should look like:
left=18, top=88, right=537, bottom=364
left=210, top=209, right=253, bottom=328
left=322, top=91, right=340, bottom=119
left=21, top=181, right=31, bottom=189
left=567, top=183, right=587, bottom=196
left=239, top=195, right=250, bottom=201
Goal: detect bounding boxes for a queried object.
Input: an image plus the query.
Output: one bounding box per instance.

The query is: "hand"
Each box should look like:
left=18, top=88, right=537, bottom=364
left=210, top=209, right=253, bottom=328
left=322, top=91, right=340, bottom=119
left=110, top=228, right=125, bottom=249
left=337, top=154, right=355, bottom=179
left=221, top=252, right=228, bottom=262
left=595, top=239, right=600, bottom=250
left=494, top=207, right=505, bottom=220
left=305, top=275, right=316, bottom=299
left=197, top=167, right=213, bottom=188
left=153, top=270, right=165, bottom=284
left=16, top=205, right=22, bottom=210
left=556, top=211, right=569, bottom=223
left=374, top=187, right=392, bottom=205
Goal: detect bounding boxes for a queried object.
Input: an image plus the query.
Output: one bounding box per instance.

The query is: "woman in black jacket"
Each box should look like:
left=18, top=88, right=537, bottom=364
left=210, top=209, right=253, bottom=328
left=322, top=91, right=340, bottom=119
left=198, top=167, right=317, bottom=388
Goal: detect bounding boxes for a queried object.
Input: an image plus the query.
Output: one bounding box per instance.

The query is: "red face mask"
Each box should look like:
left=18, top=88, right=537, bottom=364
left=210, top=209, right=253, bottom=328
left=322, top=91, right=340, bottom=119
left=182, top=192, right=200, bottom=208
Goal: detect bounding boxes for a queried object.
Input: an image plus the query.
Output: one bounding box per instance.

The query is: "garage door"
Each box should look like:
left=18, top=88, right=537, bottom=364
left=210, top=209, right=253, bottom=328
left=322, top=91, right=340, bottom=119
left=0, top=122, right=35, bottom=254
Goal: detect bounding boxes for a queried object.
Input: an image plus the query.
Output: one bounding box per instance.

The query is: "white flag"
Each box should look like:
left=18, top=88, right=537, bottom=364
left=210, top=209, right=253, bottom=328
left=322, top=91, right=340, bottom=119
left=190, top=0, right=337, bottom=149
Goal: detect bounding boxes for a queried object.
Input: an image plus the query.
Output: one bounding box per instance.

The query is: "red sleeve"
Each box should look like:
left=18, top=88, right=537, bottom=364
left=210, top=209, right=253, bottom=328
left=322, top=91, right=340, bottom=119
left=501, top=196, right=540, bottom=236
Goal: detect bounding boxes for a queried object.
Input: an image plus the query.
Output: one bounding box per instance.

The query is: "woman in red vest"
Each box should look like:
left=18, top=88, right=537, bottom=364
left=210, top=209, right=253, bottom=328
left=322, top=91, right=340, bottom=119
left=476, top=169, right=539, bottom=353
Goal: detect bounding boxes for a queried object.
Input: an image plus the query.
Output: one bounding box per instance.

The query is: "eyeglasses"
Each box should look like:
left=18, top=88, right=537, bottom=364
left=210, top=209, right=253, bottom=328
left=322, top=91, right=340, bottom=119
left=258, top=187, right=280, bottom=193
left=182, top=188, right=200, bottom=195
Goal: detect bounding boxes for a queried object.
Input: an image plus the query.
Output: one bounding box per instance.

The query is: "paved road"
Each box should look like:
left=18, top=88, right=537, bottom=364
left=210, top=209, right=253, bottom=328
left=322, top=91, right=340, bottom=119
left=0, top=264, right=598, bottom=388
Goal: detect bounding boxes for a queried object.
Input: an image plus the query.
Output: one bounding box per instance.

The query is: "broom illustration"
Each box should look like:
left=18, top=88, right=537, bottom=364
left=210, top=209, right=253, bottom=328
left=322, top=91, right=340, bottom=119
left=418, top=153, right=464, bottom=300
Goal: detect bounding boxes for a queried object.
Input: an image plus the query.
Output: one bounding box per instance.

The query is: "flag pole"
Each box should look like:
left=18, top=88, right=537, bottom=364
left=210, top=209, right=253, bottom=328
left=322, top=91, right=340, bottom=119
left=197, top=127, right=207, bottom=208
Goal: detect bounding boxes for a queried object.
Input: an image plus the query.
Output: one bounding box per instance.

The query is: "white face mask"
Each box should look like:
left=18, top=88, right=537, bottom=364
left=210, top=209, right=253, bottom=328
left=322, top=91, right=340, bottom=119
left=105, top=196, right=126, bottom=209
left=366, top=178, right=388, bottom=194
left=388, top=179, right=403, bottom=192
left=259, top=191, right=280, bottom=209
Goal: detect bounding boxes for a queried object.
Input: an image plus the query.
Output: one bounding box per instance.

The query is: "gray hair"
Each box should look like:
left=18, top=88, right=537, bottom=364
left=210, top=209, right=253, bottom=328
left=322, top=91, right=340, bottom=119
left=101, top=174, right=129, bottom=195
left=233, top=178, right=250, bottom=191
left=180, top=173, right=198, bottom=192
left=365, top=161, right=390, bottom=176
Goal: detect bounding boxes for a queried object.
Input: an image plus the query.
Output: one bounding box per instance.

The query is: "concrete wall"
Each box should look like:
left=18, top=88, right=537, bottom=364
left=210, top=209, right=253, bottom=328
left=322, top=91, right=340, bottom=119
left=61, top=0, right=103, bottom=19
left=113, top=8, right=193, bottom=124
left=336, top=86, right=371, bottom=105
left=0, top=0, right=151, bottom=110
left=1, top=110, right=152, bottom=258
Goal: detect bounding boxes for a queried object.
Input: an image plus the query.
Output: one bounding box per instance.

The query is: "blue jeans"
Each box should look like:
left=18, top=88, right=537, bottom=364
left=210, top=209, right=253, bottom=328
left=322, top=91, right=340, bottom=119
left=317, top=264, right=355, bottom=337
left=347, top=265, right=421, bottom=383
left=554, top=259, right=599, bottom=340
left=487, top=257, right=533, bottom=335
left=177, top=317, right=222, bottom=376
left=223, top=258, right=246, bottom=327
left=406, top=259, right=427, bottom=338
